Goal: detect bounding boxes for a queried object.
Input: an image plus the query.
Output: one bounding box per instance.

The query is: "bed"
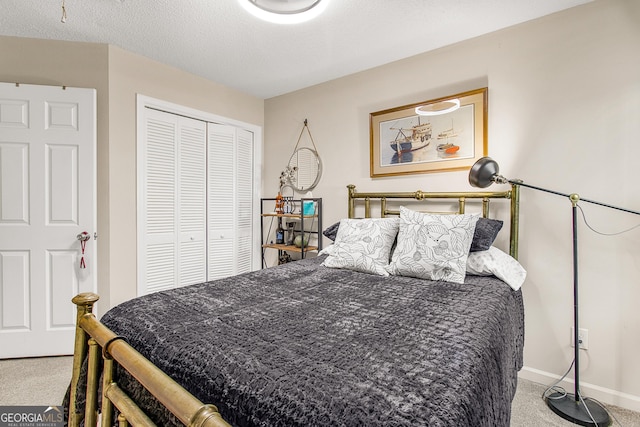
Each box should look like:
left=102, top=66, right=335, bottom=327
left=67, top=183, right=525, bottom=427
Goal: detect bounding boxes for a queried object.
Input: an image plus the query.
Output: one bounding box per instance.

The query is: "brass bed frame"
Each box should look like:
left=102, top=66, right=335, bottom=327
left=68, top=183, right=520, bottom=427
left=347, top=183, right=520, bottom=258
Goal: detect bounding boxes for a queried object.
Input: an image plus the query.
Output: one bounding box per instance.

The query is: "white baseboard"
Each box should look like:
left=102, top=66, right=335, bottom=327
left=519, top=366, right=640, bottom=413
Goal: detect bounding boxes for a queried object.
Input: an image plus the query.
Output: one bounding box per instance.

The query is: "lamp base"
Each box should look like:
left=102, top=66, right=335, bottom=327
left=546, top=392, right=611, bottom=426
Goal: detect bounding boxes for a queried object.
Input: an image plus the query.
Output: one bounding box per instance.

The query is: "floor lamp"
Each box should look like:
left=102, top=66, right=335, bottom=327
left=469, top=157, right=640, bottom=427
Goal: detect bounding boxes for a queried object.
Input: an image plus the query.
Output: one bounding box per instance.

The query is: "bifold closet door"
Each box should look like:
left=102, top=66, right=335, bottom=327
left=235, top=128, right=254, bottom=274
left=138, top=108, right=207, bottom=295
left=207, top=123, right=254, bottom=280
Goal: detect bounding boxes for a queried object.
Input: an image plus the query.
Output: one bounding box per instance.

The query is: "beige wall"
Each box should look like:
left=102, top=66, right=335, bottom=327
left=0, top=36, right=264, bottom=311
left=106, top=46, right=263, bottom=308
left=264, top=0, right=640, bottom=410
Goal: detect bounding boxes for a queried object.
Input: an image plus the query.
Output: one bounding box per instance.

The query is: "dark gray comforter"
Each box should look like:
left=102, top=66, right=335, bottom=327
left=98, top=255, right=524, bottom=427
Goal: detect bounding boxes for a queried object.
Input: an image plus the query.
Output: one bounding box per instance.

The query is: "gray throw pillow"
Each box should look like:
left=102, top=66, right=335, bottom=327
left=470, top=217, right=503, bottom=252
left=322, top=221, right=341, bottom=241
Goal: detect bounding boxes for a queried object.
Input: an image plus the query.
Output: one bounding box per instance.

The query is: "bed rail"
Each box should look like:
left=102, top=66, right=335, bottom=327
left=346, top=183, right=521, bottom=259
left=68, top=293, right=231, bottom=427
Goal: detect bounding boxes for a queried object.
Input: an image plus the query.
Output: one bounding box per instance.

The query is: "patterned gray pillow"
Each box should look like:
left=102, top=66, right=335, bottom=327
left=322, top=218, right=399, bottom=276
left=470, top=217, right=503, bottom=252
left=386, top=207, right=479, bottom=284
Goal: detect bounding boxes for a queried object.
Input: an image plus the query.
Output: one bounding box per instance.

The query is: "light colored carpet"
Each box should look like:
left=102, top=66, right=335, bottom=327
left=510, top=378, right=639, bottom=427
left=1, top=356, right=638, bottom=426
left=0, top=356, right=73, bottom=406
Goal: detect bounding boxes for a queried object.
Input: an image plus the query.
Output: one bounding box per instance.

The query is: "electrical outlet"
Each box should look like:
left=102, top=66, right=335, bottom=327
left=570, top=327, right=589, bottom=350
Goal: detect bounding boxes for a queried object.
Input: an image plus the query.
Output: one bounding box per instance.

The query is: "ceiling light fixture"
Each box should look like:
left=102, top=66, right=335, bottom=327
left=415, top=99, right=460, bottom=116
left=239, top=0, right=329, bottom=25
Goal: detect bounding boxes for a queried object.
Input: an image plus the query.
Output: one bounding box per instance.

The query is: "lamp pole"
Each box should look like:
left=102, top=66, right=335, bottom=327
left=571, top=194, right=580, bottom=406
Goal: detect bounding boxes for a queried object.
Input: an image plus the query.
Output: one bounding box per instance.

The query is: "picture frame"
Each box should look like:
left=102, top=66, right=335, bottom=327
left=370, top=88, right=488, bottom=177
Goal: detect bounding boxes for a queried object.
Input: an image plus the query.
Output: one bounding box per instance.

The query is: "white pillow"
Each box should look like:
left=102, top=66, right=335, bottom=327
left=386, top=207, right=479, bottom=284
left=321, top=218, right=399, bottom=276
left=318, top=244, right=336, bottom=256
left=466, top=246, right=527, bottom=290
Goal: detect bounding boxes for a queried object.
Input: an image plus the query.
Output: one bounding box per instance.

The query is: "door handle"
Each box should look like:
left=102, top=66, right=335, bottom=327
left=77, top=232, right=91, bottom=242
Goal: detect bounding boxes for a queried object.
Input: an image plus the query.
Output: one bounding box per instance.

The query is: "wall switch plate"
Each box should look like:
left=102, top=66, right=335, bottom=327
left=570, top=327, right=589, bottom=350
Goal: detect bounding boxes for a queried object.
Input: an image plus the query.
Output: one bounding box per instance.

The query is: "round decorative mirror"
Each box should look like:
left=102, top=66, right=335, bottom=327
left=287, top=147, right=322, bottom=192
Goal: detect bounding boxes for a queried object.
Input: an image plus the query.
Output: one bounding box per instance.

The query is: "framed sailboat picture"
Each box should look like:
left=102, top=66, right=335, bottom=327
left=370, top=88, right=487, bottom=177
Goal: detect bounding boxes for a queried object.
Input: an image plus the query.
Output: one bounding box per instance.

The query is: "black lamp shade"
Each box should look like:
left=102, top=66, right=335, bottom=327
left=469, top=157, right=500, bottom=188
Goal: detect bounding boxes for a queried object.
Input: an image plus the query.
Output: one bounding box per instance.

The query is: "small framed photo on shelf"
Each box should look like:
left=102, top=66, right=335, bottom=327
left=369, top=88, right=488, bottom=178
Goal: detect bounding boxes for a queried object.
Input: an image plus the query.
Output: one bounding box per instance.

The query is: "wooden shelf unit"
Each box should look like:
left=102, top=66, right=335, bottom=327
left=260, top=197, right=322, bottom=268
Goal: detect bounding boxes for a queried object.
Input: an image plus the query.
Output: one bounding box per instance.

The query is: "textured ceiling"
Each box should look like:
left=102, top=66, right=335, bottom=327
left=1, top=0, right=592, bottom=99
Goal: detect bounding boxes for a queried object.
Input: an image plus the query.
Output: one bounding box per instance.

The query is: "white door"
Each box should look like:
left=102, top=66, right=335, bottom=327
left=0, top=82, right=96, bottom=358
left=235, top=127, right=255, bottom=274
left=137, top=108, right=207, bottom=295
left=207, top=123, right=236, bottom=280
left=138, top=108, right=255, bottom=295
left=207, top=123, right=254, bottom=281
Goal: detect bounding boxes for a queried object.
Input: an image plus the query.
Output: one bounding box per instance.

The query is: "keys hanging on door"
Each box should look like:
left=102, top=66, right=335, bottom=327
left=77, top=231, right=91, bottom=268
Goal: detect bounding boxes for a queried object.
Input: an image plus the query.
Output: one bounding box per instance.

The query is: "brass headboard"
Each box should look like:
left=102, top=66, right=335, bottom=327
left=347, top=184, right=520, bottom=259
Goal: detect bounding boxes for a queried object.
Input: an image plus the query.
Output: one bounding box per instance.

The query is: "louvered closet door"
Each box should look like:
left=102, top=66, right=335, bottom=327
left=235, top=128, right=254, bottom=273
left=178, top=120, right=207, bottom=286
left=207, top=124, right=254, bottom=280
left=139, top=109, right=206, bottom=295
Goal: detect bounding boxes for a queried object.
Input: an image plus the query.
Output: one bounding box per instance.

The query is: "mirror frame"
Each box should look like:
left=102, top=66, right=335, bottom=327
left=287, top=147, right=322, bottom=192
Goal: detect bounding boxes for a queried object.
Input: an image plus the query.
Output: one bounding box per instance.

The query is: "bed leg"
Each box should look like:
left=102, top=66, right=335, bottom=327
left=69, top=293, right=100, bottom=427
left=85, top=337, right=100, bottom=426
left=101, top=357, right=114, bottom=427
left=117, top=413, right=129, bottom=427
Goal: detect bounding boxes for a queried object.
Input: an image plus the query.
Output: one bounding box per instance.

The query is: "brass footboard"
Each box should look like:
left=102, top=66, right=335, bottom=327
left=68, top=293, right=231, bottom=427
